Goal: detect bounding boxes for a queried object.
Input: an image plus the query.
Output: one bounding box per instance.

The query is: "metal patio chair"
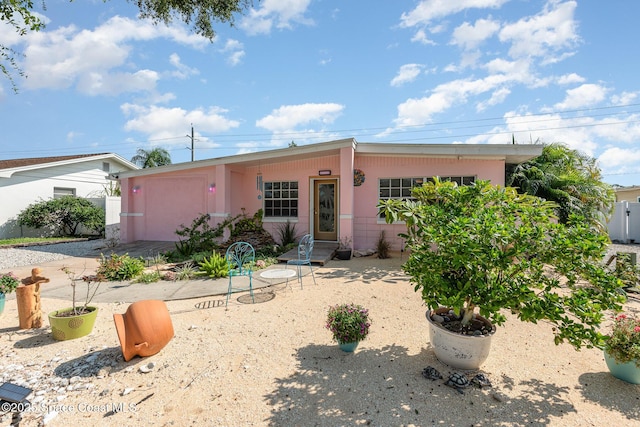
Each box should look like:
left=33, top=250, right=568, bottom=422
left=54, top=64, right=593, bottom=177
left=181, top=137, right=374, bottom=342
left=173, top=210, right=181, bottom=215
left=225, top=242, right=255, bottom=306
left=287, top=233, right=317, bottom=288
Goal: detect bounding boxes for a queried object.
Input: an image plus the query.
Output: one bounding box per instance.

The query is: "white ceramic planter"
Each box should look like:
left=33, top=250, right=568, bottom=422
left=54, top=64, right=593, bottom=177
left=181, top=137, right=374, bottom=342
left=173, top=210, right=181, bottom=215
left=426, top=308, right=496, bottom=370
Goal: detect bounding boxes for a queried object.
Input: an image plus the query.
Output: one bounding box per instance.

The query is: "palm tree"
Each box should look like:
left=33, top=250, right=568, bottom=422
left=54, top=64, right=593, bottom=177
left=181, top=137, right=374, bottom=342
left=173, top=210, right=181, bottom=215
left=506, top=142, right=614, bottom=231
left=131, top=147, right=172, bottom=168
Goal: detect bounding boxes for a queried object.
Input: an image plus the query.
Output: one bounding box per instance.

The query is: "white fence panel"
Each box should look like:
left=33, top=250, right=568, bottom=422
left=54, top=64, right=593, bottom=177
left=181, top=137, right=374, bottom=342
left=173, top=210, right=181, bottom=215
left=628, top=202, right=640, bottom=244
left=105, top=196, right=121, bottom=242
left=608, top=202, right=629, bottom=243
left=608, top=201, right=640, bottom=244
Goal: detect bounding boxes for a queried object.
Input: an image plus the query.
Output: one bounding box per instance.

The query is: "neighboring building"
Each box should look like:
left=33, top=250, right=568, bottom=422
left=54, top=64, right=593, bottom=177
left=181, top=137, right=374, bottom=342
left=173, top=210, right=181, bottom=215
left=114, top=139, right=542, bottom=250
left=614, top=185, right=640, bottom=202
left=0, top=154, right=138, bottom=239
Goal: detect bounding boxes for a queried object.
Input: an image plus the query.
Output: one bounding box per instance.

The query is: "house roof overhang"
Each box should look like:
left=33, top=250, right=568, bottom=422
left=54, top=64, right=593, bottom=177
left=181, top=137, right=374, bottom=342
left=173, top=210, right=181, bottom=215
left=113, top=138, right=543, bottom=179
left=0, top=153, right=138, bottom=178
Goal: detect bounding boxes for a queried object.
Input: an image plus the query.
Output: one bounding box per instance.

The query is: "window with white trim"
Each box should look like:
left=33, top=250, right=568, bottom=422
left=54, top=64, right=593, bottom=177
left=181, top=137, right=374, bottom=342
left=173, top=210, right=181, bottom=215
left=264, top=181, right=298, bottom=217
left=378, top=176, right=476, bottom=217
left=53, top=187, right=76, bottom=199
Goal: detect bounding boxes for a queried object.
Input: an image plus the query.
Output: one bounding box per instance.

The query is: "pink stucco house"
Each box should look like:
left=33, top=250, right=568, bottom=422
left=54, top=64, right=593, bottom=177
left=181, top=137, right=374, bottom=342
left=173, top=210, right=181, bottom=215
left=114, top=139, right=542, bottom=251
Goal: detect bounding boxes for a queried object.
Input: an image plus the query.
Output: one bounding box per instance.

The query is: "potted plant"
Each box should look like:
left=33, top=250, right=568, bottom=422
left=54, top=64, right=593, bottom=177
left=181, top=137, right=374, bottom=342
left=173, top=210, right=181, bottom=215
left=0, top=272, right=20, bottom=316
left=379, top=179, right=627, bottom=369
left=603, top=313, right=640, bottom=384
left=48, top=267, right=103, bottom=340
left=335, top=236, right=353, bottom=260
left=326, top=303, right=371, bottom=352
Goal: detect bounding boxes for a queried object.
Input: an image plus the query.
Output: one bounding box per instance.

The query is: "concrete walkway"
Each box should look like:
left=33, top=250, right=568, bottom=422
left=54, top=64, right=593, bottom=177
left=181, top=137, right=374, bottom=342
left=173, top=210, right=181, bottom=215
left=4, top=240, right=323, bottom=304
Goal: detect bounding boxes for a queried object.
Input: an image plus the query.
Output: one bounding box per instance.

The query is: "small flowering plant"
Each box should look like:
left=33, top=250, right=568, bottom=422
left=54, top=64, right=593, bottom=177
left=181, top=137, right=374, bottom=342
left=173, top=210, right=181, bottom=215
left=604, top=313, right=640, bottom=367
left=0, top=272, right=20, bottom=294
left=326, top=303, right=371, bottom=344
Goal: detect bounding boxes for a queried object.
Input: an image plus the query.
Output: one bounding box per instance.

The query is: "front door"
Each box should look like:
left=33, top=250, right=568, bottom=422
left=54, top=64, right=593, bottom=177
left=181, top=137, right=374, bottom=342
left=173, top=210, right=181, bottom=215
left=313, top=179, right=338, bottom=241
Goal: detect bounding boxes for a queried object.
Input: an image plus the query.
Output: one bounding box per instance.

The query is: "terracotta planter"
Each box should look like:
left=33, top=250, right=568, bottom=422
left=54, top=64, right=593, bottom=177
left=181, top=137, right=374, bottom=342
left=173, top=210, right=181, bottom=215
left=426, top=308, right=496, bottom=369
left=114, top=300, right=174, bottom=362
left=49, top=307, right=98, bottom=341
left=604, top=350, right=640, bottom=384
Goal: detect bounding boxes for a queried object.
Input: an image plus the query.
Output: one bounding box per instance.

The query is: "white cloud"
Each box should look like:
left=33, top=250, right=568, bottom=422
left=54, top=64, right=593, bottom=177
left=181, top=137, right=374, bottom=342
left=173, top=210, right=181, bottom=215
left=557, top=73, right=585, bottom=85
left=450, top=18, right=500, bottom=50
left=20, top=16, right=208, bottom=94
left=239, top=0, right=314, bottom=36
left=499, top=1, right=579, bottom=61
left=411, top=29, right=436, bottom=45
left=391, top=73, right=515, bottom=128
left=400, top=0, right=509, bottom=28
left=220, top=39, right=245, bottom=66
left=121, top=104, right=240, bottom=147
left=598, top=147, right=640, bottom=173
left=477, top=87, right=510, bottom=111
left=552, top=83, right=608, bottom=110
left=168, top=54, right=200, bottom=79
left=611, top=91, right=639, bottom=106
left=256, top=103, right=344, bottom=132
left=391, top=64, right=424, bottom=87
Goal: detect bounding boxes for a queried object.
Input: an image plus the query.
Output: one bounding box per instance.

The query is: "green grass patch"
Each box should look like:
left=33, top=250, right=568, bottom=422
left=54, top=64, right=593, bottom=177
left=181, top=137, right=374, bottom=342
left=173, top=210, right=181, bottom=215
left=0, top=237, right=85, bottom=246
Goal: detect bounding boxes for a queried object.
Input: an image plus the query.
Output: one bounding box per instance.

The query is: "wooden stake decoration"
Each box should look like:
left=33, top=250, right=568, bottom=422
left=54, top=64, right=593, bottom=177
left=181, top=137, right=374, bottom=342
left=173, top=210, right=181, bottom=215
left=16, top=268, right=49, bottom=329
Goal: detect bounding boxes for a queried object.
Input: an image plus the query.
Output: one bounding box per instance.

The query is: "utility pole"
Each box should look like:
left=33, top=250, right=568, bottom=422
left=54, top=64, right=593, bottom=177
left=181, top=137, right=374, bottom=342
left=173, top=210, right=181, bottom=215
left=186, top=125, right=195, bottom=162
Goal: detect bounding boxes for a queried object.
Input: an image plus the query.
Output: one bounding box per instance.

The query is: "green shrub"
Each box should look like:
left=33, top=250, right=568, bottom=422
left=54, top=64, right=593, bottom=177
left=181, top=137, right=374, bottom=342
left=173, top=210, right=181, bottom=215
left=198, top=251, right=229, bottom=278
left=174, top=213, right=224, bottom=257
left=376, top=230, right=391, bottom=259
left=276, top=220, right=297, bottom=246
left=135, top=271, right=162, bottom=283
left=17, top=195, right=105, bottom=236
left=174, top=261, right=198, bottom=280
left=97, top=253, right=145, bottom=281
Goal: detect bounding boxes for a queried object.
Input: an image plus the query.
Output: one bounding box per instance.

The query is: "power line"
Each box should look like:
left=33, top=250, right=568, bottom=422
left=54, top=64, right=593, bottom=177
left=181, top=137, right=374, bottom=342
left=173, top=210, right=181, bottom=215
left=1, top=103, right=640, bottom=157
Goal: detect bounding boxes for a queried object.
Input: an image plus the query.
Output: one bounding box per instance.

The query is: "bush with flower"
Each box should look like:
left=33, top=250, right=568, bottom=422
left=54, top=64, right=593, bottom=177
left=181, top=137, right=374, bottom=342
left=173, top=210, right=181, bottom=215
left=0, top=272, right=20, bottom=295
left=604, top=313, right=640, bottom=367
left=326, top=303, right=371, bottom=344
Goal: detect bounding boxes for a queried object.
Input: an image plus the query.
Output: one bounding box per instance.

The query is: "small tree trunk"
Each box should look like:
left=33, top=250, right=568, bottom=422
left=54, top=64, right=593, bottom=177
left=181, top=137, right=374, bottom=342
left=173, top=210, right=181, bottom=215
left=17, top=268, right=50, bottom=329
left=16, top=284, right=43, bottom=329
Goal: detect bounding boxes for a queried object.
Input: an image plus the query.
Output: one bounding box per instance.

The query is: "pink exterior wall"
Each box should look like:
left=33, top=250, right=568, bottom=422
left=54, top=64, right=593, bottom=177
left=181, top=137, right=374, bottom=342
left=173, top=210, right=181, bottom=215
left=352, top=156, right=506, bottom=250
left=119, top=148, right=506, bottom=250
left=120, top=155, right=342, bottom=243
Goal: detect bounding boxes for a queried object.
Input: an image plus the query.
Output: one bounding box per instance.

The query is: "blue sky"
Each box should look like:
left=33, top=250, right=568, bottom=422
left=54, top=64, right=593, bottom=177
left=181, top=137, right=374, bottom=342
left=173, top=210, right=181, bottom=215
left=1, top=0, right=639, bottom=186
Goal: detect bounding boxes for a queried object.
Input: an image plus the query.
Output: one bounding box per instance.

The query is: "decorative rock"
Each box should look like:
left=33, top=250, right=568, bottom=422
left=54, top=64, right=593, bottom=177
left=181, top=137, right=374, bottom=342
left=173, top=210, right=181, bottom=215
left=431, top=314, right=445, bottom=323
left=139, top=362, right=156, bottom=373
left=122, top=387, right=134, bottom=396
left=42, top=411, right=58, bottom=425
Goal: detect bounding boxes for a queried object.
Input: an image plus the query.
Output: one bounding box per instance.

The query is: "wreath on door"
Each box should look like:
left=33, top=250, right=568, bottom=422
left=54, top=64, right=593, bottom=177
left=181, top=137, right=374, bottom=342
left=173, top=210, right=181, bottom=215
left=353, top=169, right=365, bottom=186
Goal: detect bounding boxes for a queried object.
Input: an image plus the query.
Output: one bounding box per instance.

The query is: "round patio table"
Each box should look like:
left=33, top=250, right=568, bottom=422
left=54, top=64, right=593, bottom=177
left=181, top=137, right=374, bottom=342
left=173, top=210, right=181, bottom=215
left=260, top=268, right=297, bottom=289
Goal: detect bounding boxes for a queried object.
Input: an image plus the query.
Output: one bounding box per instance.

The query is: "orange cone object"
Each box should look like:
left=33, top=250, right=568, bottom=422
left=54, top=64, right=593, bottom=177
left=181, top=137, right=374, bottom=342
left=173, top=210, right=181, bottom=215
left=113, top=300, right=174, bottom=362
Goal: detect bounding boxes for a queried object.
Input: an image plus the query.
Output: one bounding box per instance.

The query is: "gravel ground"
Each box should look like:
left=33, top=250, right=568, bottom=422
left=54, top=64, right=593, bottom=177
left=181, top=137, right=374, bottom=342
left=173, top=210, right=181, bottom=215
left=1, top=253, right=639, bottom=427
left=0, top=240, right=107, bottom=270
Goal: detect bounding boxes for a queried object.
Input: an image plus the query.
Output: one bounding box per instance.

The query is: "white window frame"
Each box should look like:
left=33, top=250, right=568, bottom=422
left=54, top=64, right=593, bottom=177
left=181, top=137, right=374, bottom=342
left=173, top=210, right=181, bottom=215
left=263, top=180, right=299, bottom=218
left=53, top=187, right=76, bottom=199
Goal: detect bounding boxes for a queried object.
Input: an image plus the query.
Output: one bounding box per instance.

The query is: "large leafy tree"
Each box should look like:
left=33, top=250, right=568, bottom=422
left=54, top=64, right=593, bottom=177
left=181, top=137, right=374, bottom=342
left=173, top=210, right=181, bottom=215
left=1, top=0, right=253, bottom=90
left=506, top=142, right=615, bottom=230
left=131, top=147, right=172, bottom=168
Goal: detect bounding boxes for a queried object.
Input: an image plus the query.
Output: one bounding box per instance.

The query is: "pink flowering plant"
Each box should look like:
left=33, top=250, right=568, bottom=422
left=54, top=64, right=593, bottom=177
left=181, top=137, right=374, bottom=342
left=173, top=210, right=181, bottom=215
left=326, top=303, right=371, bottom=344
left=0, top=272, right=20, bottom=294
left=604, top=313, right=640, bottom=367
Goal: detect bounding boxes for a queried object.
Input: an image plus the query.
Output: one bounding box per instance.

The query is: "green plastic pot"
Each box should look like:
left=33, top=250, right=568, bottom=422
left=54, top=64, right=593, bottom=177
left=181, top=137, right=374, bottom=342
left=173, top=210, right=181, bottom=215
left=49, top=306, right=98, bottom=341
